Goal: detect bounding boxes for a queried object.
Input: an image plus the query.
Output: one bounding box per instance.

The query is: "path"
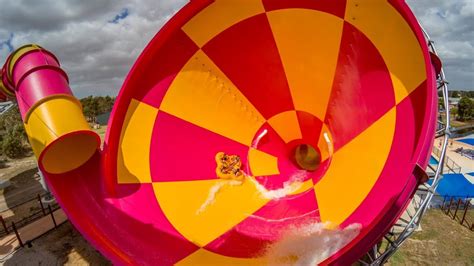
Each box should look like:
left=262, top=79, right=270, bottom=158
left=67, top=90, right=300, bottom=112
left=0, top=181, right=45, bottom=212
left=0, top=208, right=67, bottom=258
left=435, top=138, right=474, bottom=183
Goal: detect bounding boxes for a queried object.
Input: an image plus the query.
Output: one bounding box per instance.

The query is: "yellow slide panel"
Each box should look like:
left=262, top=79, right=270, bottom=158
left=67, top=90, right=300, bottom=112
left=267, top=110, right=302, bottom=143
left=267, top=9, right=344, bottom=119
left=182, top=0, right=265, bottom=47
left=117, top=99, right=157, bottom=184
left=248, top=148, right=280, bottom=176
left=345, top=0, right=426, bottom=103
left=160, top=50, right=265, bottom=146
left=315, top=108, right=396, bottom=226
left=153, top=179, right=269, bottom=247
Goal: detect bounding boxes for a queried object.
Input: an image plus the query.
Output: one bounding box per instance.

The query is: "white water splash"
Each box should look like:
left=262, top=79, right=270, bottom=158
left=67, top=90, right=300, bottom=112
left=196, top=179, right=243, bottom=214
left=196, top=170, right=307, bottom=214
left=265, top=222, right=362, bottom=265
left=252, top=129, right=268, bottom=148
left=197, top=169, right=309, bottom=214
left=249, top=170, right=308, bottom=200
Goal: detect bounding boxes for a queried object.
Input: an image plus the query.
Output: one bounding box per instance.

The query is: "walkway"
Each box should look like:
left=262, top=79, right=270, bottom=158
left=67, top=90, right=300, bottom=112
left=0, top=208, right=67, bottom=258
left=435, top=138, right=474, bottom=177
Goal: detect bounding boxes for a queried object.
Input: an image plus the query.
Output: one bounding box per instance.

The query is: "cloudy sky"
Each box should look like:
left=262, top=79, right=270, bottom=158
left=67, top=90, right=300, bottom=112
left=0, top=0, right=472, bottom=97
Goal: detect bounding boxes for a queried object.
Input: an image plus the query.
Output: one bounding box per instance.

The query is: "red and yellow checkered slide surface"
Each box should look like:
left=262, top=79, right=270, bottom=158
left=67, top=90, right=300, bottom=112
left=43, top=0, right=437, bottom=265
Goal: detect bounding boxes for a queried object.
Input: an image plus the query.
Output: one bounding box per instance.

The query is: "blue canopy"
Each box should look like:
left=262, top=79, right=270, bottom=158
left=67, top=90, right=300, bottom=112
left=457, top=138, right=474, bottom=146
left=429, top=173, right=474, bottom=199
left=429, top=156, right=438, bottom=165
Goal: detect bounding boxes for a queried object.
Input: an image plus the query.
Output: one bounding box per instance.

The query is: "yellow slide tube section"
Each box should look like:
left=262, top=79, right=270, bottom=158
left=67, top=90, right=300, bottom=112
left=25, top=96, right=100, bottom=174
left=3, top=44, right=100, bottom=174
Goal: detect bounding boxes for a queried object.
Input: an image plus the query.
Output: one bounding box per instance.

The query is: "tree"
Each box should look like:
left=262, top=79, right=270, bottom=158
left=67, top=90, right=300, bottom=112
left=0, top=105, right=28, bottom=143
left=457, top=96, right=474, bottom=121
left=0, top=106, right=29, bottom=158
left=451, top=107, right=457, bottom=116
left=449, top=91, right=461, bottom=98
left=2, top=128, right=25, bottom=158
left=80, top=95, right=115, bottom=122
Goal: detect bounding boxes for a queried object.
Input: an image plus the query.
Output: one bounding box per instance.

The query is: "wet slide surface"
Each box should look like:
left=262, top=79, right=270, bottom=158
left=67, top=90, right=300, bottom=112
left=6, top=0, right=438, bottom=265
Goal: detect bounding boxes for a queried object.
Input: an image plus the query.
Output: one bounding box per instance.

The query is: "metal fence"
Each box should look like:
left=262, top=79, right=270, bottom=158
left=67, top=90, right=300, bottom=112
left=0, top=193, right=59, bottom=238
left=439, top=196, right=474, bottom=231
left=432, top=146, right=462, bottom=174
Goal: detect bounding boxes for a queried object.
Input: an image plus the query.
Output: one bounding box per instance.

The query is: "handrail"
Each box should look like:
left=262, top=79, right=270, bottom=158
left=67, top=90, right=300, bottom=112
left=0, top=192, right=59, bottom=237
left=432, top=146, right=462, bottom=173
left=0, top=191, right=51, bottom=213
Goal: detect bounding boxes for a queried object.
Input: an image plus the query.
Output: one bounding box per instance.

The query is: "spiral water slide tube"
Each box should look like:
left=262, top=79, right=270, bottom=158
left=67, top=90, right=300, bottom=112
left=0, top=0, right=439, bottom=265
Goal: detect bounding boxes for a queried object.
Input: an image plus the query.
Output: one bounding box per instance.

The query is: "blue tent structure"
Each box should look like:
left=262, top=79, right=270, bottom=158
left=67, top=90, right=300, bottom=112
left=429, top=173, right=474, bottom=199
left=457, top=138, right=474, bottom=146
left=429, top=156, right=438, bottom=165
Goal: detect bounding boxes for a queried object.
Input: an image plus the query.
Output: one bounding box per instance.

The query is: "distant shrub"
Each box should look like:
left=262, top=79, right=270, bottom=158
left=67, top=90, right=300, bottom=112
left=457, top=97, right=474, bottom=121
left=0, top=106, right=31, bottom=159
left=1, top=128, right=25, bottom=159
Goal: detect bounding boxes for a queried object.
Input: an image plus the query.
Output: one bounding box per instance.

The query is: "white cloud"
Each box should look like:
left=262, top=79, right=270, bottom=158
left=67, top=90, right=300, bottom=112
left=0, top=0, right=187, bottom=97
left=0, top=0, right=472, bottom=97
left=407, top=0, right=474, bottom=90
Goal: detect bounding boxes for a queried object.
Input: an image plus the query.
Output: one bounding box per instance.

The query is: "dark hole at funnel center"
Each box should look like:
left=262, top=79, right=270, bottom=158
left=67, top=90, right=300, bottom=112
left=294, top=144, right=321, bottom=171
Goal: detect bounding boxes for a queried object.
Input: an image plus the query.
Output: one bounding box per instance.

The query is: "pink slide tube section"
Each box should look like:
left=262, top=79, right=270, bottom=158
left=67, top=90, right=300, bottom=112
left=9, top=49, right=73, bottom=119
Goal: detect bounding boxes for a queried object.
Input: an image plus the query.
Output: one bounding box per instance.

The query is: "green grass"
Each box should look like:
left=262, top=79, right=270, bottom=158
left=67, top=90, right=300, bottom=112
left=93, top=126, right=107, bottom=143
left=450, top=120, right=470, bottom=128
left=389, top=251, right=406, bottom=265
left=387, top=209, right=474, bottom=265
left=437, top=113, right=474, bottom=128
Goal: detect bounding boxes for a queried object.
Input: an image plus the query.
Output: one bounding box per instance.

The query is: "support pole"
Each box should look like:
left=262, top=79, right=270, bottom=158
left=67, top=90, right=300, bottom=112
left=37, top=194, right=46, bottom=216
left=460, top=201, right=469, bottom=226
left=12, top=222, right=24, bottom=248
left=446, top=197, right=454, bottom=216
left=453, top=198, right=462, bottom=220
left=48, top=205, right=57, bottom=228
left=0, top=215, right=8, bottom=234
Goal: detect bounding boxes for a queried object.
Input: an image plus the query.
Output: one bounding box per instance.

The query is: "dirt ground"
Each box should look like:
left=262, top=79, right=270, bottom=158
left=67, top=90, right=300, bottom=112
left=1, top=221, right=110, bottom=265
left=0, top=156, right=48, bottom=231
left=0, top=156, right=49, bottom=226
left=0, top=153, right=108, bottom=265
left=388, top=209, right=474, bottom=266
left=93, top=125, right=107, bottom=146
left=0, top=155, right=37, bottom=183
